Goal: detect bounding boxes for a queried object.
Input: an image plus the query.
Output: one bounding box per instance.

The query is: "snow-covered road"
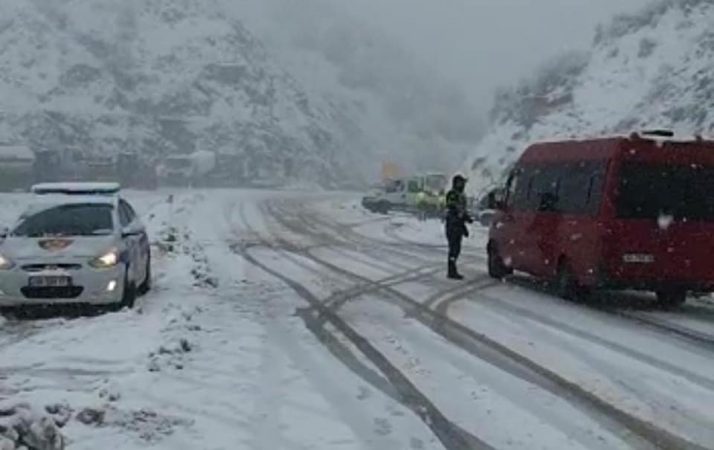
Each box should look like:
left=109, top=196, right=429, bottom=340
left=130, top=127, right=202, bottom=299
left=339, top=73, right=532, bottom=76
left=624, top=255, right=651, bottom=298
left=2, top=190, right=714, bottom=450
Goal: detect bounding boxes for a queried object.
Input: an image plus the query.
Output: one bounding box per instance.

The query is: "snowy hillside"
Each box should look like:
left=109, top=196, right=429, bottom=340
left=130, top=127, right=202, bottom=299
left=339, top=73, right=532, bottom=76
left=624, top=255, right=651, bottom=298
left=465, top=0, right=714, bottom=194
left=0, top=0, right=483, bottom=186
left=0, top=0, right=348, bottom=185
left=227, top=0, right=484, bottom=176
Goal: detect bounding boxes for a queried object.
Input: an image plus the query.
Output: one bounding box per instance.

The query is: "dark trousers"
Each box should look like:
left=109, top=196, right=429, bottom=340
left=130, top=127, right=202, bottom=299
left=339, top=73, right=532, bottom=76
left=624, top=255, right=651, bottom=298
left=447, top=230, right=463, bottom=262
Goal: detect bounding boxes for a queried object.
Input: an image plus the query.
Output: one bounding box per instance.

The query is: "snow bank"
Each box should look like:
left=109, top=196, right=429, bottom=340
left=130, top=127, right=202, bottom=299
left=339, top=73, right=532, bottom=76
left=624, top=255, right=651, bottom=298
left=0, top=403, right=65, bottom=450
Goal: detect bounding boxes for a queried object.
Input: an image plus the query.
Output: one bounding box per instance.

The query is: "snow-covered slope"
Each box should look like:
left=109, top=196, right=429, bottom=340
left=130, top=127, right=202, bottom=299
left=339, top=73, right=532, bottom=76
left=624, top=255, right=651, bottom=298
left=228, top=0, right=484, bottom=177
left=0, top=0, right=482, bottom=186
left=465, top=0, right=714, bottom=194
left=0, top=1, right=340, bottom=185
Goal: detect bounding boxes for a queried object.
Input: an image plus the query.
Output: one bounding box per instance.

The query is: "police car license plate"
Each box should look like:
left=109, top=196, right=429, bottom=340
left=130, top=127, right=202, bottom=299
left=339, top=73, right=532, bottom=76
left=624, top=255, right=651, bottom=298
left=28, top=276, right=71, bottom=287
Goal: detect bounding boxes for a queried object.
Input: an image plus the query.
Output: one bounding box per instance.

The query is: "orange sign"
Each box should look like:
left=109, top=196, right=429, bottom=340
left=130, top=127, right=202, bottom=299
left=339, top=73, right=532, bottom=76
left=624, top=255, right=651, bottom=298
left=381, top=161, right=401, bottom=181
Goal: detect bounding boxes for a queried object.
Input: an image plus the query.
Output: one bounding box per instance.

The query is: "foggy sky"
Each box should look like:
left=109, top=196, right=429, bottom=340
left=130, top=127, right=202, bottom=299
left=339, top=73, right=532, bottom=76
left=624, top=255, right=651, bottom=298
left=337, top=0, right=650, bottom=109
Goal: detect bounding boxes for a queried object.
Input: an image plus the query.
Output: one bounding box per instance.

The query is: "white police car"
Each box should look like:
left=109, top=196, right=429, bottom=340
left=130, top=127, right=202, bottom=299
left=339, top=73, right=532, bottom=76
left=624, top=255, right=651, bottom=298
left=0, top=183, right=151, bottom=311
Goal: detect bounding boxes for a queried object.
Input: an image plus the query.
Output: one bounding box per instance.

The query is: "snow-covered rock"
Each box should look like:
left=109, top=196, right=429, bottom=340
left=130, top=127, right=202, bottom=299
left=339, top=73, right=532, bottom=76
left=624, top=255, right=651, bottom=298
left=0, top=403, right=65, bottom=450
left=464, top=0, right=714, bottom=194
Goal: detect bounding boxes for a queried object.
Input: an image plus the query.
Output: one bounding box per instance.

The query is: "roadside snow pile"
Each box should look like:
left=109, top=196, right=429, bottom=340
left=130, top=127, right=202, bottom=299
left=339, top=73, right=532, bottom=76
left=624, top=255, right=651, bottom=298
left=0, top=403, right=65, bottom=450
left=465, top=0, right=714, bottom=194
left=73, top=405, right=191, bottom=443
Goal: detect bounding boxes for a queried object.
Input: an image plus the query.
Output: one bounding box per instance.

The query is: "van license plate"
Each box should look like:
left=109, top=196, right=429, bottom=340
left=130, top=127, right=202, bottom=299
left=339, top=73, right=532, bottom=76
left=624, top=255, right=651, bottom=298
left=623, top=254, right=655, bottom=263
left=28, top=276, right=71, bottom=287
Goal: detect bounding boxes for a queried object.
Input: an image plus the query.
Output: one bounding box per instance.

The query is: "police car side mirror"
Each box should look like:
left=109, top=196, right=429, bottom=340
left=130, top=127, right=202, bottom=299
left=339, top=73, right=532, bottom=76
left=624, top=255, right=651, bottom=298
left=122, top=223, right=143, bottom=238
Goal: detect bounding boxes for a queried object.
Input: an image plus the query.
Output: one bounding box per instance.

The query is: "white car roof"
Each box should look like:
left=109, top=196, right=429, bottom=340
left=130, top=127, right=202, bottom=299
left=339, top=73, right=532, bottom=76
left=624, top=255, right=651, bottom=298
left=31, top=182, right=121, bottom=196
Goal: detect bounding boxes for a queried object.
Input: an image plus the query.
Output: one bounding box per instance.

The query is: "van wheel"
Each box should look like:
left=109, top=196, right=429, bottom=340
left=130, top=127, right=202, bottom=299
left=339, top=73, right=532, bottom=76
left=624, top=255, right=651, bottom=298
left=556, top=262, right=588, bottom=301
left=656, top=290, right=686, bottom=308
left=488, top=244, right=512, bottom=279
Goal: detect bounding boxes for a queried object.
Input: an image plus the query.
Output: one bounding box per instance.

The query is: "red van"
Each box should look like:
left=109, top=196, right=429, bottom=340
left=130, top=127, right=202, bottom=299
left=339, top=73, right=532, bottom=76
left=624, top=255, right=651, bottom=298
left=487, top=132, right=714, bottom=306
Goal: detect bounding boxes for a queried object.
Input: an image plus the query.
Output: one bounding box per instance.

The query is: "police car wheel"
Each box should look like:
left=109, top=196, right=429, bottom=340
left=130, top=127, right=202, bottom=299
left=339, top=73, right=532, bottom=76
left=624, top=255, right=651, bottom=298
left=138, top=253, right=152, bottom=295
left=120, top=268, right=137, bottom=309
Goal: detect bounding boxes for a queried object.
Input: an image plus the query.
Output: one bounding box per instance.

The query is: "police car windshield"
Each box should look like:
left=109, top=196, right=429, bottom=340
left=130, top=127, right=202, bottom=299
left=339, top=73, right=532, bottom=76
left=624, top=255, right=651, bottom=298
left=12, top=204, right=114, bottom=238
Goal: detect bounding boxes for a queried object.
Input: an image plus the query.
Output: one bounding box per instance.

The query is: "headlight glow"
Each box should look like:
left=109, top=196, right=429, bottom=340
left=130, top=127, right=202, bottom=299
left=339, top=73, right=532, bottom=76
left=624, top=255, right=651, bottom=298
left=90, top=249, right=119, bottom=268
left=0, top=253, right=14, bottom=270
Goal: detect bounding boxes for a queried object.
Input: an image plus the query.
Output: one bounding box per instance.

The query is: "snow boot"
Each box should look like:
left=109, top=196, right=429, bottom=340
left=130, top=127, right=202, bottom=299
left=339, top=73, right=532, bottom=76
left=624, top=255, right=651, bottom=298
left=448, top=259, right=464, bottom=280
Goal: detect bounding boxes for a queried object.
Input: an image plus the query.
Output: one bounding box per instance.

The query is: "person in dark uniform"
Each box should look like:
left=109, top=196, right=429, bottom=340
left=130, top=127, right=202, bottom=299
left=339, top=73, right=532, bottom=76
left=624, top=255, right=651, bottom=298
left=445, top=175, right=473, bottom=279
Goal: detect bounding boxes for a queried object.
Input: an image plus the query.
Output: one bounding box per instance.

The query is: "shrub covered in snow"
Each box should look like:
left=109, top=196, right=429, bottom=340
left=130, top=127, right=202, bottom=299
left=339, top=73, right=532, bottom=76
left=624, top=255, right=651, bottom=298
left=0, top=403, right=65, bottom=450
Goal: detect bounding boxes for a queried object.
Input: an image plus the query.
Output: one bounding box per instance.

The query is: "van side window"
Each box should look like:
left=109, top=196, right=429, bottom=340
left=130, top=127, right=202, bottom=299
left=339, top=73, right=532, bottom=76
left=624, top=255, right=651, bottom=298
left=558, top=161, right=607, bottom=214
left=505, top=170, right=519, bottom=208
left=527, top=166, right=560, bottom=212
left=585, top=166, right=606, bottom=214
left=558, top=163, right=590, bottom=213
left=511, top=167, right=532, bottom=210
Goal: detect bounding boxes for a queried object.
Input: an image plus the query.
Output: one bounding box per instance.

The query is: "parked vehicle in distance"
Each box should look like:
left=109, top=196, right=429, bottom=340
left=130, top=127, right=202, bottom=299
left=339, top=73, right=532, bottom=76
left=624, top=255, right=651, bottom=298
left=360, top=177, right=406, bottom=214
left=361, top=173, right=448, bottom=215
left=0, top=182, right=151, bottom=312
left=474, top=189, right=500, bottom=227
left=486, top=131, right=714, bottom=307
left=158, top=151, right=217, bottom=186
left=361, top=183, right=389, bottom=214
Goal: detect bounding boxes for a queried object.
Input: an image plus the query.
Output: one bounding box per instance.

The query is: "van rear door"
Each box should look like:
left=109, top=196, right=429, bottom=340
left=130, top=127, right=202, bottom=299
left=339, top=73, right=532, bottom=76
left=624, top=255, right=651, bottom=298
left=610, top=161, right=714, bottom=285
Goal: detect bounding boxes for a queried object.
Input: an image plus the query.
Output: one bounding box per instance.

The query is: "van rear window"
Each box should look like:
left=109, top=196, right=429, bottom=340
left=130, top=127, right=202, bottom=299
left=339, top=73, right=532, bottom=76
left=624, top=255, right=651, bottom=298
left=617, top=163, right=714, bottom=220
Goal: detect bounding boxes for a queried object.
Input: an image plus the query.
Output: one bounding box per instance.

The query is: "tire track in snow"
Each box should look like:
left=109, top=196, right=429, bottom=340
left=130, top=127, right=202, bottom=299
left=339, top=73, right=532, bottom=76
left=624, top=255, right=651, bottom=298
left=506, top=277, right=714, bottom=352
left=267, top=197, right=706, bottom=450
left=298, top=199, right=483, bottom=260
left=600, top=308, right=714, bottom=350
left=438, top=289, right=714, bottom=392
left=269, top=199, right=437, bottom=267
left=230, top=200, right=491, bottom=450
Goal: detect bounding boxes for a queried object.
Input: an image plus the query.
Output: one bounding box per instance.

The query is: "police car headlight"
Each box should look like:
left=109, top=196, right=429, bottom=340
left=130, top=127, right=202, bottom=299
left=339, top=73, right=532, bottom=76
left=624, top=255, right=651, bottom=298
left=90, top=249, right=119, bottom=268
left=0, top=253, right=14, bottom=270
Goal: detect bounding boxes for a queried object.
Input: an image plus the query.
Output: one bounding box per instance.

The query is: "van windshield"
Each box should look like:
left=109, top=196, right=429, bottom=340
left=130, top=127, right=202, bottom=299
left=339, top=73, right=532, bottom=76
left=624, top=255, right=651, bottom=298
left=617, top=162, right=714, bottom=220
